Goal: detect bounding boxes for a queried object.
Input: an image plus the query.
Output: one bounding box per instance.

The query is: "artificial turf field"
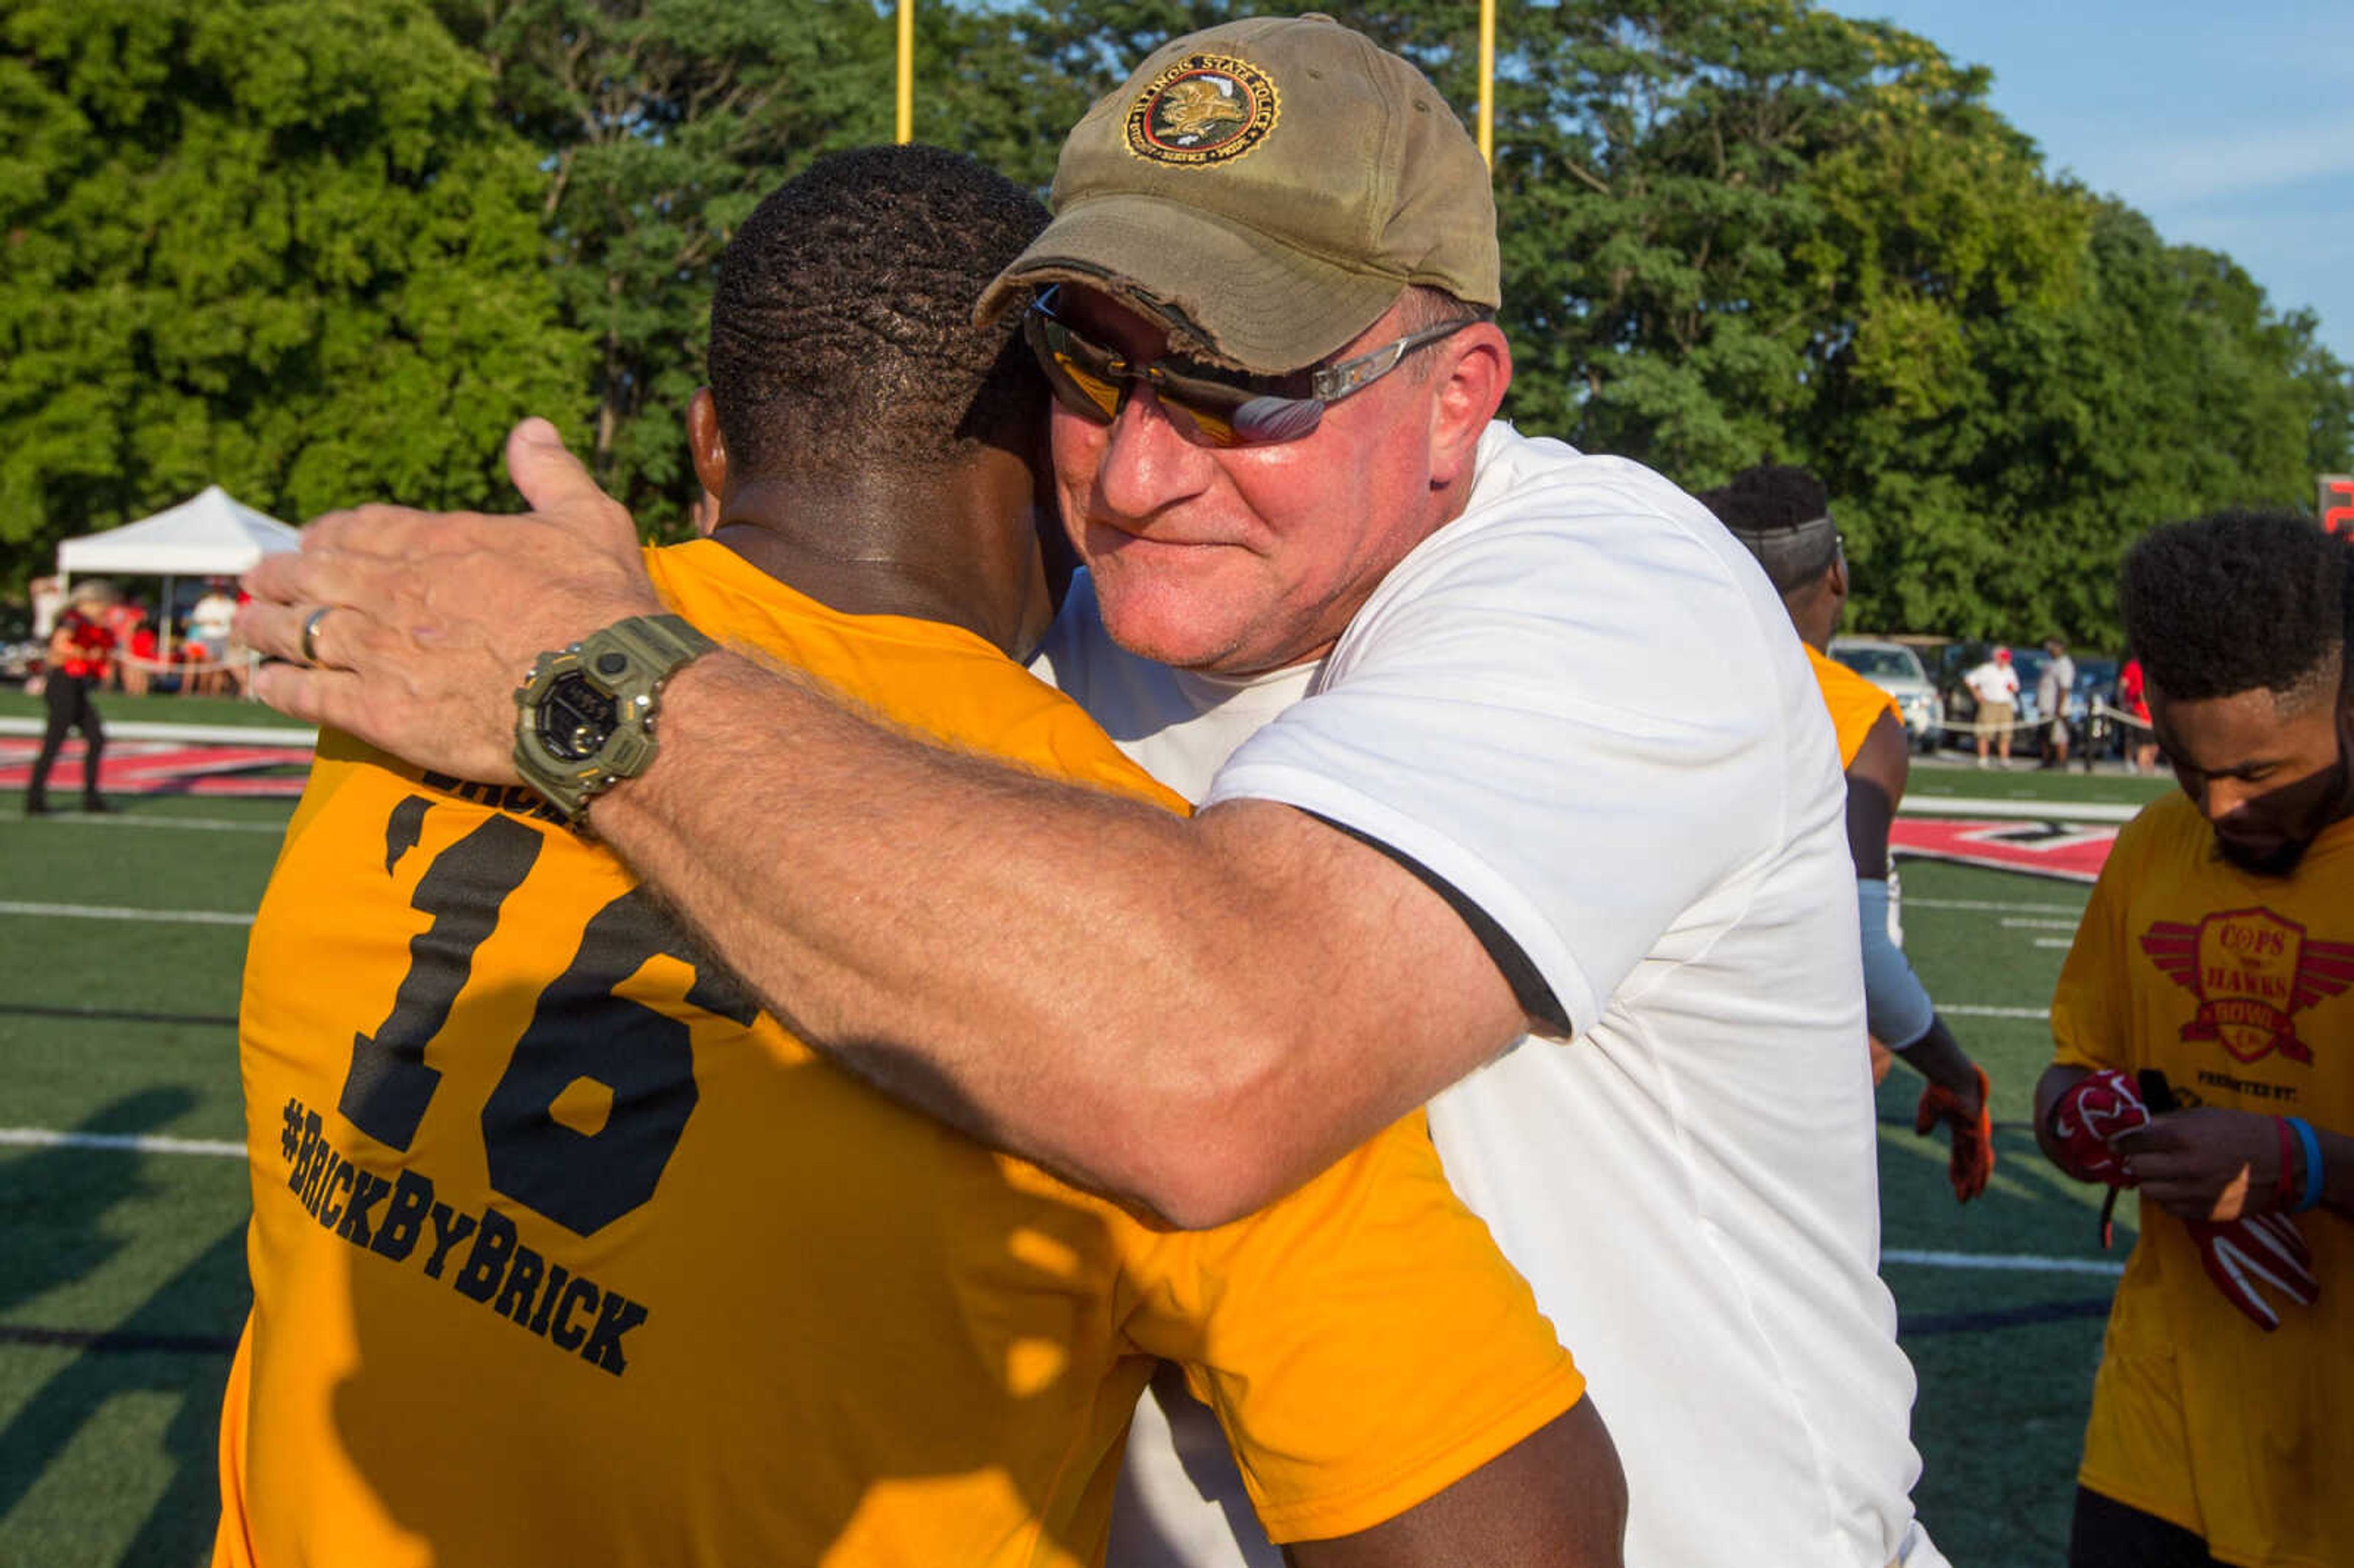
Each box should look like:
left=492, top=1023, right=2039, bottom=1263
left=0, top=745, right=2174, bottom=1567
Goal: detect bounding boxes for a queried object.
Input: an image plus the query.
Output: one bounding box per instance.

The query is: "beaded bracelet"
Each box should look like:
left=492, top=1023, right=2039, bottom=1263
left=2285, top=1117, right=2325, bottom=1214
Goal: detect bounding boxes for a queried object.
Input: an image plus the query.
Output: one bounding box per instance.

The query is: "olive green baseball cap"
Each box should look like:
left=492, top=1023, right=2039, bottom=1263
left=975, top=13, right=1498, bottom=374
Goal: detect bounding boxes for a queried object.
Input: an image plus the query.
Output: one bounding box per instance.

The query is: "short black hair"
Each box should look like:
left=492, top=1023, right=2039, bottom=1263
left=1696, top=465, right=1839, bottom=595
left=707, top=145, right=1049, bottom=480
left=2119, top=510, right=2349, bottom=705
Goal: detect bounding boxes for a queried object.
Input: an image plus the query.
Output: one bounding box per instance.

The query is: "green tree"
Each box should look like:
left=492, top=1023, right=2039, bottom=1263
left=1822, top=199, right=2352, bottom=644
left=432, top=0, right=912, bottom=535
left=0, top=0, right=584, bottom=585
left=954, top=0, right=2352, bottom=648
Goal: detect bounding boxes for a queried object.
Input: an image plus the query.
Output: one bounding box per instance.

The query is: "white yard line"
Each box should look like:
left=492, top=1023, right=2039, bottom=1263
left=0, top=900, right=254, bottom=927
left=0, top=1127, right=247, bottom=1159
left=0, top=717, right=315, bottom=748
left=1907, top=896, right=2085, bottom=916
left=1999, top=916, right=2082, bottom=931
left=1899, top=796, right=2139, bottom=823
left=1884, top=1248, right=2122, bottom=1278
left=1938, top=1004, right=2051, bottom=1020
left=2033, top=938, right=2074, bottom=950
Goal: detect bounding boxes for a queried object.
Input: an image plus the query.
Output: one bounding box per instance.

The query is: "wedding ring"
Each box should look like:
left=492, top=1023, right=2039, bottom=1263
left=299, top=606, right=333, bottom=668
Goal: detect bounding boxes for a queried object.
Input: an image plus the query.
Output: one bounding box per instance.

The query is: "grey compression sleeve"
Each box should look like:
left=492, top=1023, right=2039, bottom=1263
left=1858, top=875, right=1935, bottom=1049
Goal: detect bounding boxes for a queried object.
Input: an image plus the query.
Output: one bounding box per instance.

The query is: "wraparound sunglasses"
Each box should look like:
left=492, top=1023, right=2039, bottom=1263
left=1020, top=287, right=1481, bottom=448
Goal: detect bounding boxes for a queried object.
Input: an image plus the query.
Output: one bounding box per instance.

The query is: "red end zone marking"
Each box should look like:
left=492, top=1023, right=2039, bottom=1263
left=1892, top=816, right=2117, bottom=884
left=0, top=738, right=311, bottom=798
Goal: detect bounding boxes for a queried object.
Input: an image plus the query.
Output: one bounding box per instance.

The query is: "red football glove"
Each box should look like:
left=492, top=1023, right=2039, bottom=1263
left=2184, top=1211, right=2320, bottom=1331
left=2047, top=1068, right=2151, bottom=1185
left=1916, top=1064, right=1995, bottom=1203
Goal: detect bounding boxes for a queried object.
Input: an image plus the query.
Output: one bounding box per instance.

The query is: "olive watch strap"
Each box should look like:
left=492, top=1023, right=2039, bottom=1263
left=512, top=612, right=718, bottom=823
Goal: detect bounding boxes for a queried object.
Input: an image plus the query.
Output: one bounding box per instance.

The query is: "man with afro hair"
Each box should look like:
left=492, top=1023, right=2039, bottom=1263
left=2038, top=509, right=2354, bottom=1567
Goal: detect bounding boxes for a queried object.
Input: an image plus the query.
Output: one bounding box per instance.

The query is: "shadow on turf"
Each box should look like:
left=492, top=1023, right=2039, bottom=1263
left=0, top=1090, right=249, bottom=1565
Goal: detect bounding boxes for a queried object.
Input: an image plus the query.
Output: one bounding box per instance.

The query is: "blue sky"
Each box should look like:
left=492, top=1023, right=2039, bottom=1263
left=1821, top=0, right=2354, bottom=362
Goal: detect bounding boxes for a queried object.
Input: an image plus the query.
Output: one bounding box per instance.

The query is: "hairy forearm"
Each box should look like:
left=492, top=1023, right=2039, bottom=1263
left=590, top=654, right=1501, bottom=1225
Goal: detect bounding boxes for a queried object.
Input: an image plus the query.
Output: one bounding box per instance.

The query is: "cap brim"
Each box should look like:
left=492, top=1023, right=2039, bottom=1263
left=975, top=193, right=1404, bottom=373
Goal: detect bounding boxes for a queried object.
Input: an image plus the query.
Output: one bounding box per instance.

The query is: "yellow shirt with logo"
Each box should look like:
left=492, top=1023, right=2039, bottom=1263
left=1805, top=645, right=1902, bottom=771
left=215, top=539, right=1582, bottom=1568
left=2050, top=792, right=2354, bottom=1567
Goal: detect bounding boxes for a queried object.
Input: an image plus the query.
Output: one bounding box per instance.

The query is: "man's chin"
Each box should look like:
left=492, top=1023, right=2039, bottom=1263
left=2215, top=833, right=2310, bottom=878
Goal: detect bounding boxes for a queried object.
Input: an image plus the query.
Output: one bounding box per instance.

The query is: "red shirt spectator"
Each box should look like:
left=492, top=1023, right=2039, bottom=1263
left=52, top=607, right=115, bottom=679
left=2118, top=657, right=2149, bottom=723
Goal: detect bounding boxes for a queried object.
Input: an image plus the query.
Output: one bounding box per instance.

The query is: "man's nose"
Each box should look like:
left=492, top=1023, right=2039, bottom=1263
left=2201, top=778, right=2254, bottom=823
left=1094, top=384, right=1214, bottom=522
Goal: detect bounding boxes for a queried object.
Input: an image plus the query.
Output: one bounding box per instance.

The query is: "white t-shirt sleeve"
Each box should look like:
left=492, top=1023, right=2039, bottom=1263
left=1203, top=454, right=1795, bottom=1039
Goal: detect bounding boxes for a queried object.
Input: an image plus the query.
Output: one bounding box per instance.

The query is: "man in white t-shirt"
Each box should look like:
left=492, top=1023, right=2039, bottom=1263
left=235, top=17, right=1937, bottom=1566
left=189, top=582, right=243, bottom=696
left=1964, top=647, right=2021, bottom=768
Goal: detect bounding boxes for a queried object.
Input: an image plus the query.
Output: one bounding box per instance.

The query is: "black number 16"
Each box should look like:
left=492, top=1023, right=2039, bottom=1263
left=337, top=797, right=755, bottom=1236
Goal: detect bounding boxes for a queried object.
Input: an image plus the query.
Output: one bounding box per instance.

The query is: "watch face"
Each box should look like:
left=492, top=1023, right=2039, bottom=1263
left=536, top=671, right=617, bottom=763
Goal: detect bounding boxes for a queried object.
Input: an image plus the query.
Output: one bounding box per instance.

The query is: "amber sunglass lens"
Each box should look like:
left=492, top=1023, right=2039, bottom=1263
left=1053, top=352, right=1123, bottom=422
left=1024, top=302, right=1317, bottom=448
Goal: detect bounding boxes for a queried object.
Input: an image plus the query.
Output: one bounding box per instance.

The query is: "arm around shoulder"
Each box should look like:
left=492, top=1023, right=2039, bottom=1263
left=593, top=657, right=1533, bottom=1228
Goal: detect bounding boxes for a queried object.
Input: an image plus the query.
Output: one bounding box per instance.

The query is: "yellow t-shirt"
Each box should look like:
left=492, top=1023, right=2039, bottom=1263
left=1805, top=645, right=1902, bottom=771
left=216, top=539, right=1582, bottom=1568
left=2051, top=792, right=2354, bottom=1568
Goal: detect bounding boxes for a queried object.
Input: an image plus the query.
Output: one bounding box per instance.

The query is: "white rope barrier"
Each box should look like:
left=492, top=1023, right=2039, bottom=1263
left=112, top=649, right=255, bottom=677
left=1933, top=698, right=2155, bottom=740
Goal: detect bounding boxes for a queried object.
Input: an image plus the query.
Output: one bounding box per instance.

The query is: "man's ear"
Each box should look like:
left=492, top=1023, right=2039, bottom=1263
left=1826, top=553, right=1850, bottom=604
left=1427, top=323, right=1512, bottom=491
left=687, top=387, right=729, bottom=534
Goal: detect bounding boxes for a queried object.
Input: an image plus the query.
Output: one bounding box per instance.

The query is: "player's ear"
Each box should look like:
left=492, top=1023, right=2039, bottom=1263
left=1426, top=321, right=1510, bottom=491
left=687, top=387, right=729, bottom=531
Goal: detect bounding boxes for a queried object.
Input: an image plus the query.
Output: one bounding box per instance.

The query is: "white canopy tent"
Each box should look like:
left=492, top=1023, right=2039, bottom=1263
left=54, top=485, right=301, bottom=669
left=57, top=484, right=299, bottom=579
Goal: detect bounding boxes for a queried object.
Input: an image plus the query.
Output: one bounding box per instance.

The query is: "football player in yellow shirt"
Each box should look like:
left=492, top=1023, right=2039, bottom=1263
left=215, top=145, right=1621, bottom=1568
left=2036, top=510, right=2353, bottom=1568
left=1699, top=465, right=1994, bottom=1201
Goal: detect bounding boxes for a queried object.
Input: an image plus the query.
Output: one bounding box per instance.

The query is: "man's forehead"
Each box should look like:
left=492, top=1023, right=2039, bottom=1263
left=2152, top=681, right=2339, bottom=769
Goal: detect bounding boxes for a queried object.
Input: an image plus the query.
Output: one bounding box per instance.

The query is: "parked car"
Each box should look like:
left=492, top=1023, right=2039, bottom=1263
left=1, top=603, right=42, bottom=685
left=1826, top=636, right=1945, bottom=753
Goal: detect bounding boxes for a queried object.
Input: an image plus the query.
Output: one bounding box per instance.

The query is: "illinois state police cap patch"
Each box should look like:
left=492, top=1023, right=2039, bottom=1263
left=1123, top=53, right=1279, bottom=166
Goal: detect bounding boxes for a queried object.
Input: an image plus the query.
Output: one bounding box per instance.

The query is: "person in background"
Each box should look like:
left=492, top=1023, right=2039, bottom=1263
left=2036, top=510, right=2352, bottom=1568
left=29, top=575, right=64, bottom=642
left=189, top=580, right=238, bottom=696
left=100, top=595, right=143, bottom=693
left=2117, top=652, right=2160, bottom=774
left=1964, top=645, right=2021, bottom=768
left=1699, top=464, right=1993, bottom=1203
left=120, top=606, right=158, bottom=698
left=27, top=579, right=118, bottom=815
left=2038, top=637, right=2078, bottom=769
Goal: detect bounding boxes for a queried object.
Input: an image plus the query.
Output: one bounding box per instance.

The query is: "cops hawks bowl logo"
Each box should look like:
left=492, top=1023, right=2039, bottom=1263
left=1124, top=53, right=1279, bottom=166
left=2140, top=907, right=2354, bottom=1064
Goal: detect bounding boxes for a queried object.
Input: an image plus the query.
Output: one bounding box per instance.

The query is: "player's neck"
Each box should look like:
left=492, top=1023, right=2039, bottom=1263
left=710, top=461, right=1048, bottom=660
